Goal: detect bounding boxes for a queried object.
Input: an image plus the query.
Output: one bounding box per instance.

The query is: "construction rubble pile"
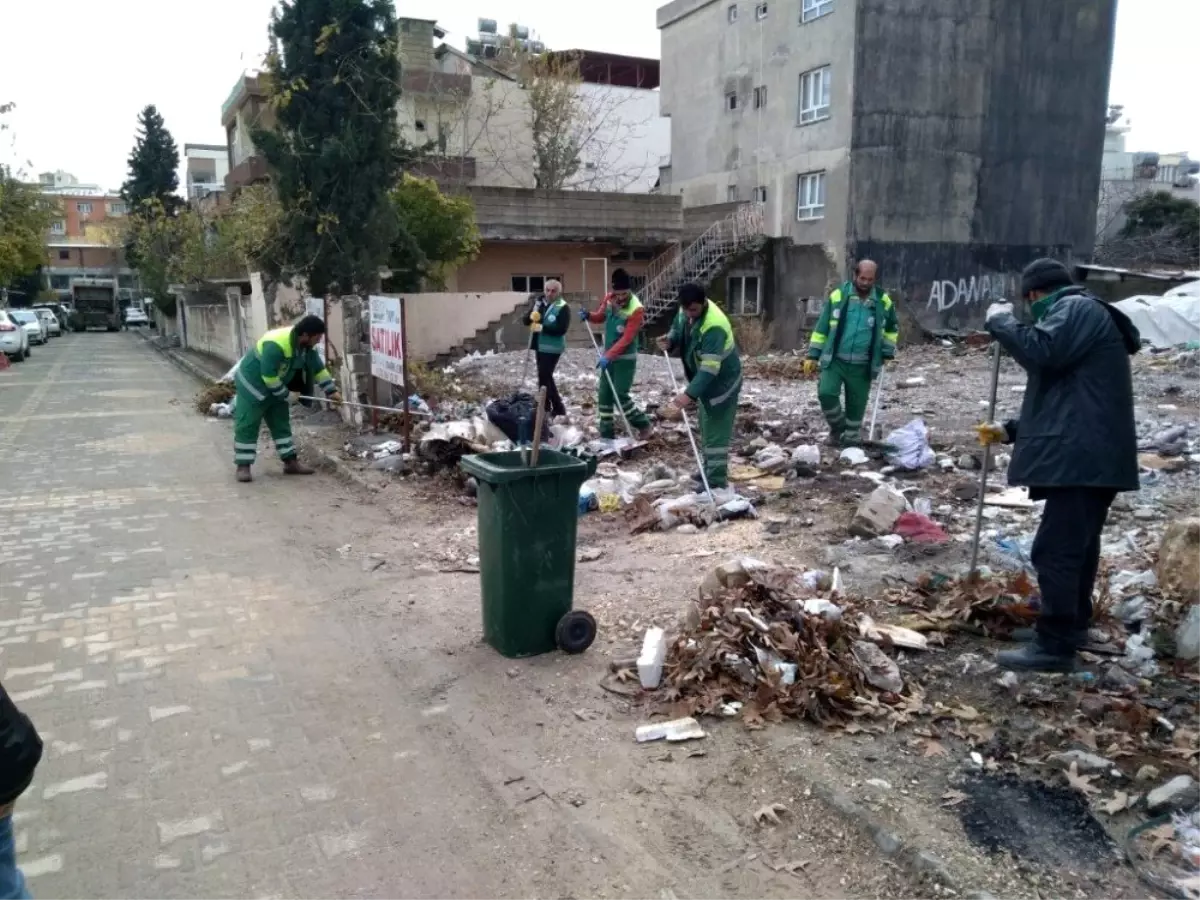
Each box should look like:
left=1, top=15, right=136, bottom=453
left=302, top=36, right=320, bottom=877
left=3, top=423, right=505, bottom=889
left=647, top=556, right=928, bottom=730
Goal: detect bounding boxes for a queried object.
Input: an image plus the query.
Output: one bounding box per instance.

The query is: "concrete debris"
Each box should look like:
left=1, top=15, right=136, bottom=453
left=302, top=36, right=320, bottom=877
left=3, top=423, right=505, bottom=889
left=849, top=485, right=907, bottom=538
left=1175, top=604, right=1200, bottom=661
left=1157, top=518, right=1200, bottom=603
left=1047, top=750, right=1113, bottom=773
left=637, top=627, right=667, bottom=690
left=635, top=717, right=706, bottom=743
left=1146, top=775, right=1200, bottom=814
left=851, top=641, right=904, bottom=693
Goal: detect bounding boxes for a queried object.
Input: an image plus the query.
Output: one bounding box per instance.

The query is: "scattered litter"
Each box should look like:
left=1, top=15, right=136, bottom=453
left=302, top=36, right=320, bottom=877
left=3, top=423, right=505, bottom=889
left=1176, top=605, right=1200, bottom=661
left=851, top=641, right=904, bottom=693
left=984, top=487, right=1037, bottom=509
left=839, top=447, right=869, bottom=466
left=635, top=717, right=706, bottom=743
left=893, top=512, right=949, bottom=544
left=883, top=419, right=935, bottom=470
left=638, top=627, right=667, bottom=690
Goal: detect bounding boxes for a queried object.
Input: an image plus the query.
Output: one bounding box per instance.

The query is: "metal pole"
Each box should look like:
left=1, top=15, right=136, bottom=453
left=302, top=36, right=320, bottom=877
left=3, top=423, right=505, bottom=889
left=867, top=366, right=886, bottom=442
left=661, top=350, right=717, bottom=508
left=584, top=321, right=637, bottom=440
left=400, top=296, right=412, bottom=453
left=325, top=397, right=431, bottom=417
left=969, top=342, right=1004, bottom=578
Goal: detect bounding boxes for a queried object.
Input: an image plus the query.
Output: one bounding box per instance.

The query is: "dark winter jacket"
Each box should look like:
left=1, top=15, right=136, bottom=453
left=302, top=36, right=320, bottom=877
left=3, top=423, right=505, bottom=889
left=986, top=286, right=1141, bottom=492
left=0, top=681, right=42, bottom=807
left=521, top=294, right=571, bottom=353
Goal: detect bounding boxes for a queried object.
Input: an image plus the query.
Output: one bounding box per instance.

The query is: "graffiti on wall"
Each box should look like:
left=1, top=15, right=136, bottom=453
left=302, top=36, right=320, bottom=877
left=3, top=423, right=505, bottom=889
left=926, top=273, right=1017, bottom=313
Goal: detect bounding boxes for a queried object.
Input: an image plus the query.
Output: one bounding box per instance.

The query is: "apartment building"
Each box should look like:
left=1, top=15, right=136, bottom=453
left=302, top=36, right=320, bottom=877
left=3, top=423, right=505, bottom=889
left=37, top=172, right=135, bottom=300
left=1097, top=117, right=1200, bottom=242
left=185, top=143, right=230, bottom=201
left=657, top=0, right=1118, bottom=333
left=221, top=74, right=273, bottom=194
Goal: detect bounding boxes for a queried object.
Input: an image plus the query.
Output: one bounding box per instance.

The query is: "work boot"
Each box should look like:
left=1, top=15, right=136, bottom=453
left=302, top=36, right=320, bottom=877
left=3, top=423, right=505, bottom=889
left=282, top=458, right=315, bottom=476
left=1011, top=626, right=1087, bottom=646
left=636, top=425, right=655, bottom=441
left=995, top=642, right=1076, bottom=673
left=235, top=466, right=253, bottom=483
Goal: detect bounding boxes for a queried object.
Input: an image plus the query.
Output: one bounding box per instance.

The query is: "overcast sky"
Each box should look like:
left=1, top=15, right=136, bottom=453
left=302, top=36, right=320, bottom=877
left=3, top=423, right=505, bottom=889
left=1, top=0, right=1192, bottom=192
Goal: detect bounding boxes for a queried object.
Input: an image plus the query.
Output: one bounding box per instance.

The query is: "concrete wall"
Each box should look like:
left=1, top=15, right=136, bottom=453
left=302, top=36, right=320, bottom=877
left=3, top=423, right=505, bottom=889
left=402, top=291, right=530, bottom=361
left=450, top=240, right=651, bottom=294
left=766, top=240, right=838, bottom=350
left=564, top=83, right=671, bottom=193
left=468, top=186, right=684, bottom=244
left=181, top=298, right=237, bottom=365
left=657, top=0, right=856, bottom=249
left=845, top=0, right=1116, bottom=334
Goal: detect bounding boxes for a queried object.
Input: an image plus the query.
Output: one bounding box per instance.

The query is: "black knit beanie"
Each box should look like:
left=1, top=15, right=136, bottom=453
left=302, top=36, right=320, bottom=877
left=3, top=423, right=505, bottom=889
left=1019, top=258, right=1073, bottom=297
left=611, top=268, right=631, bottom=291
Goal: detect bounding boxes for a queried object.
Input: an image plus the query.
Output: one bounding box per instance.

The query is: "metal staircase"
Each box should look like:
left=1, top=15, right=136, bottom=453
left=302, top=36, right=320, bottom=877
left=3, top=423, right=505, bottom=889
left=639, top=203, right=766, bottom=324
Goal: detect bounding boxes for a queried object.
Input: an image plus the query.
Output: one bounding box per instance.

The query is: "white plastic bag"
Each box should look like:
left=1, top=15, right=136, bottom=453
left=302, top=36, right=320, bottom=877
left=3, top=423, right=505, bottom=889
left=884, top=419, right=935, bottom=470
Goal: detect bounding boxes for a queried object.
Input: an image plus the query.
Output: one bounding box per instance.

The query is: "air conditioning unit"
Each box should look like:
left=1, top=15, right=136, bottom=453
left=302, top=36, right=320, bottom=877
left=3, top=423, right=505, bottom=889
left=529, top=41, right=545, bottom=53
left=511, top=24, right=530, bottom=39
left=478, top=18, right=497, bottom=34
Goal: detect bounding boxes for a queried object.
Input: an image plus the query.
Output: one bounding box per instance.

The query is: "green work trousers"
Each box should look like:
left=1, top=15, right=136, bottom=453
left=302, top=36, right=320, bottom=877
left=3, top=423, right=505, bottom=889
left=232, top=395, right=296, bottom=466
left=698, top=400, right=737, bottom=489
left=818, top=358, right=873, bottom=444
left=597, top=357, right=650, bottom=438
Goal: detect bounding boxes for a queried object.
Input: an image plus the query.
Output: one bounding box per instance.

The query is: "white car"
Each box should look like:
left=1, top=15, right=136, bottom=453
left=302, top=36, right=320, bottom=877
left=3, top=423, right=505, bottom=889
left=7, top=309, right=47, bottom=345
left=0, top=310, right=31, bottom=362
left=35, top=308, right=61, bottom=337
left=123, top=307, right=150, bottom=328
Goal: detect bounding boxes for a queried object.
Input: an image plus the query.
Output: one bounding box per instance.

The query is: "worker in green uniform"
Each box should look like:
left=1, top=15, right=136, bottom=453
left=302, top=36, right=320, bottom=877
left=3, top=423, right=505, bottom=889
left=803, top=260, right=898, bottom=445
left=580, top=268, right=653, bottom=440
left=658, top=283, right=743, bottom=489
left=232, top=315, right=341, bottom=483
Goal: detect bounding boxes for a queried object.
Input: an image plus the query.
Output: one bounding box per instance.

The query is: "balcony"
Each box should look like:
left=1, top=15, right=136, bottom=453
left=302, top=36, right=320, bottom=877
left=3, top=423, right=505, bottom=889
left=188, top=181, right=224, bottom=200
left=225, top=155, right=270, bottom=192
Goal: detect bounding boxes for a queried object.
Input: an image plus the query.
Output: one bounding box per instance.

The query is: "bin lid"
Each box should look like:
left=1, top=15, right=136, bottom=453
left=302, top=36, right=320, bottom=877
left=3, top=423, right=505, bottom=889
left=460, top=448, right=589, bottom=485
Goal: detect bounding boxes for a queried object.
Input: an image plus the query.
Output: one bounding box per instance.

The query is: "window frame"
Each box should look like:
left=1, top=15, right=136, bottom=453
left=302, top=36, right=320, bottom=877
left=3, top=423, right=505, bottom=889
left=755, top=2, right=768, bottom=20
left=726, top=91, right=738, bottom=111
left=753, top=85, right=767, bottom=109
left=727, top=3, right=738, bottom=23
left=76, top=201, right=93, bottom=214
left=801, top=0, right=833, bottom=23
left=49, top=220, right=66, bottom=235
left=107, top=201, right=127, bottom=216
left=726, top=184, right=739, bottom=202
left=510, top=274, right=564, bottom=294
left=752, top=185, right=767, bottom=203
left=798, top=65, right=832, bottom=124
left=796, top=171, right=826, bottom=221
left=727, top=273, right=762, bottom=316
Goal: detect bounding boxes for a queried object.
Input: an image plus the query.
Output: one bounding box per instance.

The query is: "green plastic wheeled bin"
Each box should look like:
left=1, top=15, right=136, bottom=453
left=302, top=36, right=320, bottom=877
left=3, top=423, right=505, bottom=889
left=459, top=449, right=598, bottom=658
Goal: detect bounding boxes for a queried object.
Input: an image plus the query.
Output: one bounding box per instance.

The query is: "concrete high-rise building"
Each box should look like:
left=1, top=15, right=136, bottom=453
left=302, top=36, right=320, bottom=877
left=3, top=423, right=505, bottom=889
left=656, top=0, right=1118, bottom=333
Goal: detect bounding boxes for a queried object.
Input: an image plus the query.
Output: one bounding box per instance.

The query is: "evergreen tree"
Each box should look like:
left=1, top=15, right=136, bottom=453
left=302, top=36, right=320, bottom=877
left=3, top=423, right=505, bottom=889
left=253, top=0, right=402, bottom=296
left=121, top=105, right=180, bottom=214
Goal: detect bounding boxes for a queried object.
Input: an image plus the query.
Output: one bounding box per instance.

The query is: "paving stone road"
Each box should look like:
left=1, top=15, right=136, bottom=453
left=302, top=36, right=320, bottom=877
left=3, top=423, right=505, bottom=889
left=0, top=334, right=529, bottom=899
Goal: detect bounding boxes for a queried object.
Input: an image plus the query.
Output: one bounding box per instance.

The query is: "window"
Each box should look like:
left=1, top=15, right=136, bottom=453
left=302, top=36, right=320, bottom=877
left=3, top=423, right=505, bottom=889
left=726, top=184, right=738, bottom=201
left=727, top=275, right=761, bottom=315
left=58, top=249, right=71, bottom=260
left=752, top=186, right=767, bottom=203
left=76, top=202, right=93, bottom=214
left=50, top=221, right=65, bottom=235
left=801, top=0, right=833, bottom=22
left=755, top=2, right=768, bottom=19
left=726, top=91, right=738, bottom=111
left=414, top=119, right=427, bottom=132
left=107, top=201, right=127, bottom=216
left=511, top=274, right=563, bottom=293
left=727, top=4, right=738, bottom=22
left=753, top=85, right=767, bottom=109
left=49, top=275, right=70, bottom=290
left=799, top=66, right=831, bottom=123
left=797, top=171, right=826, bottom=220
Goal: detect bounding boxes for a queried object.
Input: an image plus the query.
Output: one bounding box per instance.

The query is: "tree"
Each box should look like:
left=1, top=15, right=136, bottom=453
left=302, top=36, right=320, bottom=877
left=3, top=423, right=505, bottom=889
left=1096, top=190, right=1200, bottom=269
left=385, top=174, right=480, bottom=291
left=1120, top=191, right=1200, bottom=247
left=121, top=105, right=180, bottom=214
left=0, top=166, right=58, bottom=289
left=253, top=0, right=402, bottom=296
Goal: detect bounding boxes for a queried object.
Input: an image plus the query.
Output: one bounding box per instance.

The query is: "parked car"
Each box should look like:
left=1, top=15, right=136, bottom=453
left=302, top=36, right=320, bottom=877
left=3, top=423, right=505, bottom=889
left=35, top=308, right=61, bottom=338
left=123, top=306, right=150, bottom=329
left=8, top=309, right=47, bottom=345
left=0, top=310, right=31, bottom=362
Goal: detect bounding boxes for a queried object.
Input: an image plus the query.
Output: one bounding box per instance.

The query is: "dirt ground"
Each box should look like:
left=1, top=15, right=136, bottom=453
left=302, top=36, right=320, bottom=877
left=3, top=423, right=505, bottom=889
left=256, top=339, right=1200, bottom=898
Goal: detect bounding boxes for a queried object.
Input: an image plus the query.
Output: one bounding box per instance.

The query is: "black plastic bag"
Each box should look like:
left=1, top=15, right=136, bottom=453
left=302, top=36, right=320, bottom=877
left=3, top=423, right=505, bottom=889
left=486, top=392, right=552, bottom=443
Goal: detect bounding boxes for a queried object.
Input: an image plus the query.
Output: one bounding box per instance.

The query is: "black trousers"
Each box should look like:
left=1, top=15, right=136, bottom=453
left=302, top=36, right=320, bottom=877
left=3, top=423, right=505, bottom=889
left=1030, top=487, right=1117, bottom=654
left=535, top=351, right=566, bottom=416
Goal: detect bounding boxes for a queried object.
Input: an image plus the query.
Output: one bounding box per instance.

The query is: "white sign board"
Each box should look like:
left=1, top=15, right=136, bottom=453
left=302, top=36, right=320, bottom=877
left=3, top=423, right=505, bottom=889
left=304, top=297, right=326, bottom=363
left=369, top=295, right=405, bottom=386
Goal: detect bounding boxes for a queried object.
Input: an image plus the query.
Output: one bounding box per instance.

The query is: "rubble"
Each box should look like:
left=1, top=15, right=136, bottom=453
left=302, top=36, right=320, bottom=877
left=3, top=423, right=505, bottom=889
left=1147, top=775, right=1200, bottom=814
left=1158, top=519, right=1200, bottom=603
left=849, top=485, right=907, bottom=538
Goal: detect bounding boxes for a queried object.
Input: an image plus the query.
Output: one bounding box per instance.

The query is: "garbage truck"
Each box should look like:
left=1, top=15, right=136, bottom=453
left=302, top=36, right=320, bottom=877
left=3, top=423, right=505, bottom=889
left=69, top=279, right=121, bottom=332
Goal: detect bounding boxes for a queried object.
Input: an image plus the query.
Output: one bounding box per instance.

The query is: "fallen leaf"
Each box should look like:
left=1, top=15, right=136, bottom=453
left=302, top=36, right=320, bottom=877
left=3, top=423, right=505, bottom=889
left=1065, top=762, right=1101, bottom=797
left=1100, top=792, right=1130, bottom=815
left=923, top=740, right=949, bottom=758
left=941, top=790, right=968, bottom=807
left=768, top=859, right=810, bottom=876
left=754, top=802, right=788, bottom=826
left=1146, top=823, right=1177, bottom=859
left=953, top=705, right=980, bottom=720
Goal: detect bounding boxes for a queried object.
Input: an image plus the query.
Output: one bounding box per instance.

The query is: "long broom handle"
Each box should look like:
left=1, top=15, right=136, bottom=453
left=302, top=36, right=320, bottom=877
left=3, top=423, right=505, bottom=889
left=969, top=342, right=1004, bottom=577
left=661, top=350, right=717, bottom=508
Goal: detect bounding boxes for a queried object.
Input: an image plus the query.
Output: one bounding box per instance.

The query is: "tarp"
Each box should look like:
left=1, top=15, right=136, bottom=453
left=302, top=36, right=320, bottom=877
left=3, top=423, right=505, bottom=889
left=1114, top=292, right=1200, bottom=349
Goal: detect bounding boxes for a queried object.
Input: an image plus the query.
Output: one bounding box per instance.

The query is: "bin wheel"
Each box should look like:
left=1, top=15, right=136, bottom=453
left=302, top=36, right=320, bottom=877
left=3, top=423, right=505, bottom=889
left=556, top=610, right=597, bottom=654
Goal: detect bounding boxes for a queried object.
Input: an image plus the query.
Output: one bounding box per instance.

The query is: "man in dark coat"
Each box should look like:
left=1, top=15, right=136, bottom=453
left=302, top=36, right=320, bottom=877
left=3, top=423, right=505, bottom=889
left=977, top=258, right=1141, bottom=672
left=1, top=681, right=42, bottom=898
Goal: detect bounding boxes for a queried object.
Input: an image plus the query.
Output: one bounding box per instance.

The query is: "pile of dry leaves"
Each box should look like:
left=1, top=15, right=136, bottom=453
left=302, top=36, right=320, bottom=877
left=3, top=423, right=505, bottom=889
left=194, top=381, right=235, bottom=413
left=659, top=558, right=925, bottom=730
left=888, top=570, right=1042, bottom=637
left=741, top=356, right=815, bottom=380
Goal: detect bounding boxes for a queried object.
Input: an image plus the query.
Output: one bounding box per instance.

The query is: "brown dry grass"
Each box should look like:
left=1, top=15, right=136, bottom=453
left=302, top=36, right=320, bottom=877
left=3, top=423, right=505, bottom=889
left=733, top=316, right=774, bottom=357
